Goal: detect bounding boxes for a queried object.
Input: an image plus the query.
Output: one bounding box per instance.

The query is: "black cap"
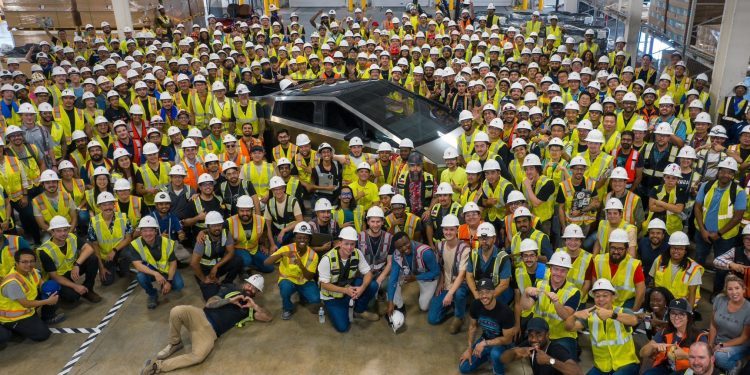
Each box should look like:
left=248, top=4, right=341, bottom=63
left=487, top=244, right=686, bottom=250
left=250, top=145, right=264, bottom=152
left=668, top=298, right=692, bottom=315
left=477, top=278, right=494, bottom=291
left=527, top=317, right=549, bottom=333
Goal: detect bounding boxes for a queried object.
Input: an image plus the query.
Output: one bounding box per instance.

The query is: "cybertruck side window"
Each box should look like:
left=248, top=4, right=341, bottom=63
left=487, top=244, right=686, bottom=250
left=274, top=101, right=315, bottom=124
left=324, top=102, right=364, bottom=133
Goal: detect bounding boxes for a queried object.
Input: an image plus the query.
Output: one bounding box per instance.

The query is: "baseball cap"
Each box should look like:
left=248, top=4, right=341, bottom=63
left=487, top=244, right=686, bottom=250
left=527, top=317, right=549, bottom=332
left=477, top=278, right=494, bottom=291
left=668, top=298, right=692, bottom=315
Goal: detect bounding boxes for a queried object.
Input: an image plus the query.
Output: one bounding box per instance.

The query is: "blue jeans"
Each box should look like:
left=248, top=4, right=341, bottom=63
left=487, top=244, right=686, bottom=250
left=694, top=231, right=737, bottom=293
left=235, top=249, right=275, bottom=273
left=715, top=344, right=750, bottom=371
left=323, top=278, right=379, bottom=333
left=279, top=279, right=320, bottom=312
left=458, top=338, right=507, bottom=375
left=587, top=363, right=639, bottom=375
left=428, top=284, right=469, bottom=324
left=552, top=337, right=578, bottom=361
left=136, top=269, right=185, bottom=297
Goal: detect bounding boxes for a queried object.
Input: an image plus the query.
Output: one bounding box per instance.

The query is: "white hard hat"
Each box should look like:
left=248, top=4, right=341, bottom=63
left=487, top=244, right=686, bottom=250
left=694, top=112, right=711, bottom=124
left=314, top=198, right=332, bottom=212
left=390, top=309, right=405, bottom=333
left=609, top=228, right=629, bottom=243
left=58, top=160, right=75, bottom=170
left=391, top=194, right=407, bottom=206
left=441, top=214, right=460, bottom=227
left=113, top=147, right=130, bottom=160
left=205, top=211, right=224, bottom=226
left=514, top=206, right=532, bottom=218
left=547, top=251, right=572, bottom=269
left=114, top=178, right=131, bottom=191
left=605, top=198, right=624, bottom=211
left=399, top=138, right=414, bottom=148
left=659, top=96, right=675, bottom=106
left=435, top=182, right=453, bottom=195
left=511, top=138, right=527, bottom=150
left=483, top=159, right=501, bottom=172
left=154, top=192, right=171, bottom=204
left=663, top=163, right=682, bottom=178
left=366, top=206, right=385, bottom=219
left=348, top=137, right=364, bottom=147
left=138, top=216, right=160, bottom=229
left=356, top=161, right=371, bottom=171
left=462, top=202, right=481, bottom=214
left=378, top=184, right=395, bottom=196
left=296, top=133, right=311, bottom=146
left=507, top=190, right=526, bottom=204
left=632, top=119, right=648, bottom=132
left=129, top=104, right=144, bottom=115
left=18, top=103, right=37, bottom=114
left=71, top=130, right=88, bottom=142
left=610, top=167, right=629, bottom=180
left=181, top=138, right=197, bottom=149
left=585, top=129, right=605, bottom=143
left=519, top=238, right=539, bottom=253
left=654, top=123, right=673, bottom=135
left=466, top=160, right=483, bottom=174
left=668, top=231, right=690, bottom=246
left=39, top=169, right=60, bottom=183
left=142, top=142, right=159, bottom=155
left=443, top=147, right=459, bottom=160
left=378, top=142, right=393, bottom=153
left=458, top=110, right=473, bottom=122
left=678, top=146, right=697, bottom=160
left=718, top=157, right=738, bottom=172
left=590, top=279, right=617, bottom=296
left=293, top=222, right=312, bottom=235
left=234, top=195, right=253, bottom=209
left=48, top=216, right=72, bottom=230
left=489, top=118, right=504, bottom=129
left=197, top=173, right=215, bottom=185
left=97, top=191, right=116, bottom=205
left=523, top=154, right=542, bottom=167
left=563, top=224, right=585, bottom=239
left=93, top=166, right=110, bottom=177
left=647, top=218, right=667, bottom=231
left=569, top=156, right=588, bottom=168
left=709, top=126, right=728, bottom=139
left=339, top=227, right=358, bottom=241
left=269, top=176, right=286, bottom=189
left=477, top=222, right=496, bottom=237
left=244, top=274, right=264, bottom=293
left=169, top=164, right=187, bottom=176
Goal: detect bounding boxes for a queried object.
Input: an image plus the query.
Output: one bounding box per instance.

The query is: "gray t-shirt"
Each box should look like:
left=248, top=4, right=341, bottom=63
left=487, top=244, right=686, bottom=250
left=713, top=295, right=750, bottom=343
left=1, top=280, right=26, bottom=300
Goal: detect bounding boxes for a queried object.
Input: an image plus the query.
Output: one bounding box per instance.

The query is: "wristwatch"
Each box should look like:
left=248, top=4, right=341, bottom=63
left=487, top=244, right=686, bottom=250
left=549, top=358, right=556, bottom=366
left=611, top=312, right=619, bottom=320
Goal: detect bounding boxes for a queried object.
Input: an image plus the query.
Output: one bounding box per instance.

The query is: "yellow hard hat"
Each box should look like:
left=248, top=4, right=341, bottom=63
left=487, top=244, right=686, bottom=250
left=296, top=56, right=307, bottom=64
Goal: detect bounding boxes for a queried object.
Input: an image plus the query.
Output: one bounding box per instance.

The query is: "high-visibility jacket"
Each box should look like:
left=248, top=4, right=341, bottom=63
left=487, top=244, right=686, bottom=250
left=395, top=171, right=435, bottom=212
left=131, top=236, right=175, bottom=273
left=294, top=150, right=317, bottom=184
left=0, top=268, right=41, bottom=323
left=559, top=177, right=597, bottom=226
left=140, top=162, right=170, bottom=205
left=385, top=212, right=421, bottom=240
left=515, top=263, right=550, bottom=317
left=241, top=161, right=274, bottom=198
left=483, top=178, right=513, bottom=221
left=372, top=160, right=397, bottom=187
left=333, top=206, right=364, bottom=233
left=617, top=112, right=641, bottom=133
left=429, top=203, right=463, bottom=242
left=9, top=144, right=42, bottom=187
left=341, top=153, right=371, bottom=185
left=458, top=131, right=477, bottom=159
left=653, top=255, right=703, bottom=301
left=641, top=143, right=679, bottom=187
left=606, top=191, right=641, bottom=227
left=510, top=230, right=547, bottom=264
left=115, top=196, right=143, bottom=228
left=201, top=134, right=225, bottom=156
left=60, top=179, right=86, bottom=207
left=593, top=253, right=641, bottom=306
left=643, top=185, right=682, bottom=234
left=0, top=235, right=22, bottom=278
left=233, top=100, right=260, bottom=136
left=321, top=248, right=361, bottom=298
left=534, top=280, right=579, bottom=340
left=38, top=234, right=79, bottom=275
left=596, top=220, right=636, bottom=252
left=558, top=248, right=593, bottom=302
left=32, top=191, right=74, bottom=225
left=180, top=159, right=206, bottom=191
left=526, top=176, right=556, bottom=222
left=588, top=306, right=639, bottom=372
left=546, top=26, right=563, bottom=46
left=90, top=213, right=129, bottom=257
left=582, top=150, right=613, bottom=200
left=699, top=180, right=741, bottom=239
left=469, top=248, right=509, bottom=287
left=211, top=97, right=234, bottom=132
left=0, top=156, right=24, bottom=201
left=272, top=144, right=298, bottom=164
left=41, top=121, right=66, bottom=160
left=53, top=105, right=85, bottom=140
left=190, top=92, right=214, bottom=130
left=268, top=195, right=298, bottom=231
left=199, top=229, right=231, bottom=267
left=509, top=158, right=526, bottom=189
left=525, top=20, right=542, bottom=36
left=228, top=214, right=265, bottom=255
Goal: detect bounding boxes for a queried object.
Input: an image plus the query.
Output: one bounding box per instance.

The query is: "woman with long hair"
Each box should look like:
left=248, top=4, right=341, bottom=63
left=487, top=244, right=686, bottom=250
left=638, top=287, right=675, bottom=339
left=640, top=298, right=707, bottom=374
left=111, top=149, right=139, bottom=192
left=83, top=168, right=114, bottom=216
left=709, top=274, right=750, bottom=373
left=332, top=185, right=364, bottom=233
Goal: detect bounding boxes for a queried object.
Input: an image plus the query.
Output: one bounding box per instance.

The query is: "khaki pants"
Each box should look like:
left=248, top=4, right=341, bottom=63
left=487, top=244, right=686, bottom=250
left=157, top=305, right=218, bottom=373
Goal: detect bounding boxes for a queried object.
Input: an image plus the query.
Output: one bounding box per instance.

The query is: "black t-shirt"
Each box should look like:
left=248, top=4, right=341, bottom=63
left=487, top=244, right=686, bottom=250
left=117, top=200, right=150, bottom=218
left=648, top=185, right=688, bottom=222
left=518, top=340, right=573, bottom=375
left=39, top=239, right=85, bottom=274
left=468, top=299, right=514, bottom=340
left=187, top=196, right=225, bottom=218
left=556, top=179, right=593, bottom=213
left=203, top=285, right=251, bottom=337
left=123, top=238, right=177, bottom=270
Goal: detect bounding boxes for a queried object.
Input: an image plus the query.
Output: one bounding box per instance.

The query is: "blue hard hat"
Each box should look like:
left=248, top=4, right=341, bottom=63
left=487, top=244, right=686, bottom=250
left=41, top=279, right=61, bottom=294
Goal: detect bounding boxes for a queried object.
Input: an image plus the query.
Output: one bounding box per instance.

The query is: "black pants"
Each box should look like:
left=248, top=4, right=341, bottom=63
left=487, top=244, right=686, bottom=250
left=59, top=256, right=98, bottom=302
left=1, top=315, right=50, bottom=342
left=195, top=256, right=243, bottom=300
left=10, top=199, right=39, bottom=243
left=101, top=251, right=131, bottom=286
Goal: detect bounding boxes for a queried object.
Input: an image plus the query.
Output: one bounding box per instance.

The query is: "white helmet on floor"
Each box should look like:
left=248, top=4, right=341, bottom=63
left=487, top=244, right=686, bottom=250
left=97, top=191, right=116, bottom=205
left=647, top=218, right=667, bottom=231
left=390, top=310, right=405, bottom=333
left=367, top=206, right=385, bottom=219
left=205, top=211, right=224, bottom=226
left=547, top=251, right=572, bottom=269
left=48, top=216, right=71, bottom=230
left=154, top=192, right=171, bottom=204
left=668, top=231, right=690, bottom=246
left=441, top=214, right=460, bottom=227
left=562, top=224, right=585, bottom=239
left=39, top=169, right=60, bottom=183
left=314, top=198, right=332, bottom=212
left=609, top=228, right=629, bottom=243
left=339, top=227, right=358, bottom=241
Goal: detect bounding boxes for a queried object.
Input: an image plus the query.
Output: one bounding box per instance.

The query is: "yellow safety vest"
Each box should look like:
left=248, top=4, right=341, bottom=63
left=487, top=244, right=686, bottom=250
left=483, top=178, right=513, bottom=221
left=546, top=26, right=563, bottom=46
left=559, top=178, right=597, bottom=225
left=321, top=248, right=361, bottom=299
left=241, top=162, right=274, bottom=198
left=38, top=234, right=79, bottom=275
left=509, top=158, right=526, bottom=189
left=526, top=176, right=556, bottom=222
left=190, top=92, right=214, bottom=130
left=131, top=236, right=175, bottom=273
left=91, top=213, right=128, bottom=257
left=458, top=131, right=477, bottom=159
left=276, top=243, right=317, bottom=285
left=52, top=105, right=85, bottom=140
left=510, top=230, right=547, bottom=264
left=386, top=213, right=420, bottom=240
left=700, top=181, right=741, bottom=239
left=617, top=112, right=641, bottom=133
left=558, top=248, right=593, bottom=303
left=470, top=249, right=510, bottom=287
left=588, top=306, right=639, bottom=372
left=583, top=150, right=613, bottom=200
left=10, top=144, right=42, bottom=186
left=42, top=121, right=66, bottom=160
left=525, top=20, right=542, bottom=36
left=32, top=191, right=73, bottom=224
left=228, top=214, right=265, bottom=255
left=0, top=268, right=41, bottom=323
left=232, top=100, right=259, bottom=136
left=644, top=186, right=682, bottom=235
left=593, top=253, right=640, bottom=306
left=211, top=97, right=234, bottom=131
left=0, top=156, right=24, bottom=201
left=60, top=179, right=86, bottom=206
left=140, top=162, right=170, bottom=206
left=333, top=206, right=364, bottom=233
left=272, top=144, right=299, bottom=163
left=653, top=255, right=703, bottom=301
left=534, top=280, right=579, bottom=340
left=515, top=263, right=550, bottom=317
left=596, top=220, right=636, bottom=252
left=115, top=196, right=143, bottom=228
left=0, top=236, right=22, bottom=278
left=606, top=192, right=641, bottom=228
left=294, top=151, right=317, bottom=184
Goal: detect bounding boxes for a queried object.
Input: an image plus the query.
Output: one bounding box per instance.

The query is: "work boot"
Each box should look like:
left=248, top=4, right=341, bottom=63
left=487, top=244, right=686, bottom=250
left=140, top=359, right=158, bottom=375
left=83, top=291, right=102, bottom=303
left=281, top=310, right=293, bottom=320
left=147, top=295, right=159, bottom=309
left=354, top=311, right=380, bottom=322
left=157, top=342, right=184, bottom=360
left=449, top=317, right=464, bottom=334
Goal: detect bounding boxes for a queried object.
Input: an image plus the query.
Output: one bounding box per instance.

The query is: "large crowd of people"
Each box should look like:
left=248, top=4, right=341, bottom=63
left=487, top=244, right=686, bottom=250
left=0, top=1, right=748, bottom=374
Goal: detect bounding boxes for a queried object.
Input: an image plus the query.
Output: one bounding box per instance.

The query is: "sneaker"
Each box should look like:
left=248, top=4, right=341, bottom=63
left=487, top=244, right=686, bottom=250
left=140, top=359, right=158, bottom=375
left=83, top=291, right=102, bottom=303
left=156, top=342, right=184, bottom=360
left=449, top=317, right=464, bottom=334
left=44, top=313, right=66, bottom=325
left=281, top=310, right=293, bottom=320
left=147, top=295, right=158, bottom=309
left=354, top=311, right=380, bottom=322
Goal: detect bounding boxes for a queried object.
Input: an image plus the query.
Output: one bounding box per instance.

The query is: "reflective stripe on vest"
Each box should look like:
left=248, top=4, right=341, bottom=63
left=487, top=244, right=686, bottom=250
left=39, top=235, right=78, bottom=275
left=594, top=253, right=639, bottom=306
left=132, top=237, right=174, bottom=273
left=92, top=213, right=128, bottom=257
left=229, top=214, right=264, bottom=254
left=321, top=248, right=361, bottom=298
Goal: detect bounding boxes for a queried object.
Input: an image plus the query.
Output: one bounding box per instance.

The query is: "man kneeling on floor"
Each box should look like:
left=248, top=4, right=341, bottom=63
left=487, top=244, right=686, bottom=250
left=140, top=274, right=271, bottom=374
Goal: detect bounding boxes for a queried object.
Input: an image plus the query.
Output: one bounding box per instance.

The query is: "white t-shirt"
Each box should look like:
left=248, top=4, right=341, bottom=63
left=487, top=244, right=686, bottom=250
left=317, top=249, right=372, bottom=300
